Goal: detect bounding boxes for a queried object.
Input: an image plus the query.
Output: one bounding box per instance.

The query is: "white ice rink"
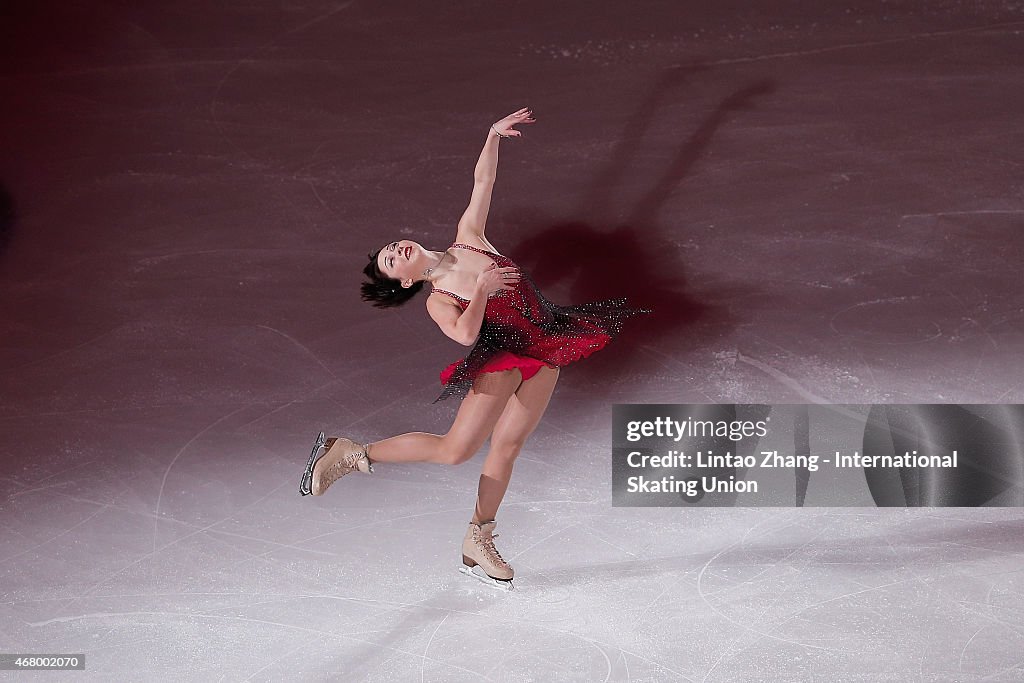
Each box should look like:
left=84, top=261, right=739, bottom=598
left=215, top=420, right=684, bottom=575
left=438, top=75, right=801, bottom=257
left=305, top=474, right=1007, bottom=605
left=2, top=1, right=1023, bottom=680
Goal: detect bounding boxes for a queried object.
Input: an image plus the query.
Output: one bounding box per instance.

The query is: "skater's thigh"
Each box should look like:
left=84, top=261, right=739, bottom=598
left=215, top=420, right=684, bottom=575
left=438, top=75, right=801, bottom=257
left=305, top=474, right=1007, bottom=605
left=492, top=366, right=559, bottom=450
left=444, top=369, right=523, bottom=455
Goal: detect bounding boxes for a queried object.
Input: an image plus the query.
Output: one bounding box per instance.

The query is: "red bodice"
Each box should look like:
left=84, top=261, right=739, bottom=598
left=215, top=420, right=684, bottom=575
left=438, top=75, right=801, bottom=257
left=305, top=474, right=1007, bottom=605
left=431, top=243, right=648, bottom=402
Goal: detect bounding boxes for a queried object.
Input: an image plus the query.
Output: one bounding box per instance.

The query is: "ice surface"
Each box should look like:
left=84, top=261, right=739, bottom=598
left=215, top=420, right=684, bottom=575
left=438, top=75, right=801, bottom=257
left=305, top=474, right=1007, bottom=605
left=1, top=1, right=1023, bottom=680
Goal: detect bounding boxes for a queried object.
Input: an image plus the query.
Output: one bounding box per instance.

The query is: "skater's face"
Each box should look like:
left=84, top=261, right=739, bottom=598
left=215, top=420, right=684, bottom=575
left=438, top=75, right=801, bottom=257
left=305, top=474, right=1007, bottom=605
left=377, top=240, right=421, bottom=284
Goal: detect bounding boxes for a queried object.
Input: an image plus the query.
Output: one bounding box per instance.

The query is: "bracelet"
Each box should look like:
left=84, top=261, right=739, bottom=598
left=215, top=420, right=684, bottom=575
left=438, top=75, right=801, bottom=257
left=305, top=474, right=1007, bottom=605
left=491, top=124, right=509, bottom=139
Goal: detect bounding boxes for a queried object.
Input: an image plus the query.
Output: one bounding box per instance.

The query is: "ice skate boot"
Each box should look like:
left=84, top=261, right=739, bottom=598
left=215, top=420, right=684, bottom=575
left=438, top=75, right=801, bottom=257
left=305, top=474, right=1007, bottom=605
left=459, top=520, right=514, bottom=591
left=299, top=431, right=373, bottom=497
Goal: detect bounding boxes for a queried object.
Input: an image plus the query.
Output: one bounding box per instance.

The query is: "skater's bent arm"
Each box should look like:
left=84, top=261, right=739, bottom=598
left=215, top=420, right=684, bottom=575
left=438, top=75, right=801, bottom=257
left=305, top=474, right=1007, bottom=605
left=427, top=289, right=487, bottom=346
left=457, top=129, right=500, bottom=238
left=425, top=250, right=519, bottom=346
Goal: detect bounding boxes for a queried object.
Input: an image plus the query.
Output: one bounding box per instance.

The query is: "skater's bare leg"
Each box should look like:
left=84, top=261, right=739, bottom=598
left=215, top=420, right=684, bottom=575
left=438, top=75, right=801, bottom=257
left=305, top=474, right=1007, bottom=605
left=472, top=366, right=559, bottom=525
left=359, top=369, right=524, bottom=465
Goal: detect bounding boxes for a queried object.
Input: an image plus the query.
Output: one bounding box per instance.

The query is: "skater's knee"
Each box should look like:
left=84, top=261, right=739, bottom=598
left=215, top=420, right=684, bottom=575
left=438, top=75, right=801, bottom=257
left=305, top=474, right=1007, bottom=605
left=439, top=436, right=478, bottom=465
left=490, top=435, right=527, bottom=459
left=447, top=447, right=477, bottom=466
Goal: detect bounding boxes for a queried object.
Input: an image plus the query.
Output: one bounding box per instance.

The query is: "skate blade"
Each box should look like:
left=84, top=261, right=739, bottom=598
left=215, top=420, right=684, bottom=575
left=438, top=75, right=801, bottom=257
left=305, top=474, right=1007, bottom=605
left=459, top=564, right=514, bottom=592
left=299, top=431, right=326, bottom=496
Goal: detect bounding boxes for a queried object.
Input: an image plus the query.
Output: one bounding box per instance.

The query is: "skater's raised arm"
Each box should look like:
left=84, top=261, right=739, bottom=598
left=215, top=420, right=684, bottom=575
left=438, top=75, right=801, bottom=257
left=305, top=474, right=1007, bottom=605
left=457, top=108, right=535, bottom=240
left=426, top=263, right=521, bottom=346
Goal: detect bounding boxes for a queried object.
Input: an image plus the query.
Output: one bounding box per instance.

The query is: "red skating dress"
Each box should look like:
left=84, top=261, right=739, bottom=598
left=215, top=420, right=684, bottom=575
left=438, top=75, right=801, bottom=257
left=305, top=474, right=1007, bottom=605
left=431, top=243, right=650, bottom=403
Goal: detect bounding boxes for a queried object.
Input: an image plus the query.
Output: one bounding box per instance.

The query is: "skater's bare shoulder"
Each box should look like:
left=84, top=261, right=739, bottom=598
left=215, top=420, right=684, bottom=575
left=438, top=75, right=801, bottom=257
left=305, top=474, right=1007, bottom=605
left=426, top=290, right=465, bottom=311
left=453, top=229, right=502, bottom=256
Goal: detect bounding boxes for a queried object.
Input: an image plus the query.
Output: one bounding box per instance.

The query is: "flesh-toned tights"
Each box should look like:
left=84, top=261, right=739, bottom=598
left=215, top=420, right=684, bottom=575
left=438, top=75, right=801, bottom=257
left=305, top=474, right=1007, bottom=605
left=362, top=366, right=559, bottom=524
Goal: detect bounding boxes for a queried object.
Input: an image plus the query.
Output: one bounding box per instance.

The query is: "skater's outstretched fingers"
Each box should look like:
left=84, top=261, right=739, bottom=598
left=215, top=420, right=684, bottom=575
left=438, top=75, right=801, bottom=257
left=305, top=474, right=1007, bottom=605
left=492, top=107, right=536, bottom=138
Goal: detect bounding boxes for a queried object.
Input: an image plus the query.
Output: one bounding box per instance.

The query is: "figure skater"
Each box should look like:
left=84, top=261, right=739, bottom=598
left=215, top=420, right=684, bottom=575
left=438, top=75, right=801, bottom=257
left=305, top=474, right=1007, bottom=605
left=299, top=107, right=649, bottom=590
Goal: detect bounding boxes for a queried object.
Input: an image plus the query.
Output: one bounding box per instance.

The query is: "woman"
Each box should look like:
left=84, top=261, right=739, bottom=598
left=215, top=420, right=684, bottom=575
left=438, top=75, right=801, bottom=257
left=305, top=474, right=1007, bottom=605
left=299, top=108, right=648, bottom=590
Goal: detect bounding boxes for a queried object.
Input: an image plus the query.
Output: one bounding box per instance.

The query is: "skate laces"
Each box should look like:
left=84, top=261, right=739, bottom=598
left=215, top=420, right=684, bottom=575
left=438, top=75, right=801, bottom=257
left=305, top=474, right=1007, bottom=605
left=324, top=443, right=364, bottom=480
left=479, top=532, right=507, bottom=565
left=340, top=444, right=369, bottom=469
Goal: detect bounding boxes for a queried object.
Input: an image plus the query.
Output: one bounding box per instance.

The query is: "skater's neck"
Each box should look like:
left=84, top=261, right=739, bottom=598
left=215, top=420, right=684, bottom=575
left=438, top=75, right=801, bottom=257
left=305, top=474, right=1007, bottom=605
left=424, top=249, right=453, bottom=283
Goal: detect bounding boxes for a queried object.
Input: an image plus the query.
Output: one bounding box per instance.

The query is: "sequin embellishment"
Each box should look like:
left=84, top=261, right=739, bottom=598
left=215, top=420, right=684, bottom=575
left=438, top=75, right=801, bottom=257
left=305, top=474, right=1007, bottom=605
left=432, top=243, right=650, bottom=403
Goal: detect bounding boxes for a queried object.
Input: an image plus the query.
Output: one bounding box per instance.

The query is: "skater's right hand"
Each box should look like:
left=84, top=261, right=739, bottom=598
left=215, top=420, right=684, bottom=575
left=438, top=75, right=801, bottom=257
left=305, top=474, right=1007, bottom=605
left=476, top=263, right=521, bottom=297
left=492, top=107, right=535, bottom=138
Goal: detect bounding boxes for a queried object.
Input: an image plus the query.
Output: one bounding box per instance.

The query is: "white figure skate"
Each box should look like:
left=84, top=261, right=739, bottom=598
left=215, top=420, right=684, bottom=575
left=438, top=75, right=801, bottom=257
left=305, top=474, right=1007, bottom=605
left=299, top=431, right=373, bottom=496
left=459, top=520, right=514, bottom=591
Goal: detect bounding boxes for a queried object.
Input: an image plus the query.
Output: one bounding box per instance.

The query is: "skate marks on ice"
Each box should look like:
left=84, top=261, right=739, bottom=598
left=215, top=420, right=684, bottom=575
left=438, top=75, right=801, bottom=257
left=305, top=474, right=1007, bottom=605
left=275, top=511, right=695, bottom=680
left=824, top=210, right=1024, bottom=402
left=698, top=18, right=1024, bottom=68
left=15, top=508, right=1024, bottom=680
left=469, top=509, right=1024, bottom=681
left=208, top=0, right=358, bottom=160
left=457, top=563, right=514, bottom=592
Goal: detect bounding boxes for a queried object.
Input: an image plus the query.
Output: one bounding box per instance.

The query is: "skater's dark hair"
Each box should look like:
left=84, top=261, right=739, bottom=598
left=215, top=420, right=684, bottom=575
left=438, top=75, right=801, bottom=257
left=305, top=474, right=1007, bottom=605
left=361, top=247, right=424, bottom=308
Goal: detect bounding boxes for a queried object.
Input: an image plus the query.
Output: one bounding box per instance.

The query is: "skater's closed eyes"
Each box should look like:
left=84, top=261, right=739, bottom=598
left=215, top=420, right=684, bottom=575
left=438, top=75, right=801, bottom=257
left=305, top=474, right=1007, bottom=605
left=374, top=240, right=423, bottom=281
left=300, top=107, right=649, bottom=590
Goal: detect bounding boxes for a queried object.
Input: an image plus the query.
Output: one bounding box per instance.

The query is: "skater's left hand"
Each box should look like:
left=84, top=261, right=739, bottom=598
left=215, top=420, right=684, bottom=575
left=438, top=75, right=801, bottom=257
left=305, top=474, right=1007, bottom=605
left=492, top=107, right=536, bottom=138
